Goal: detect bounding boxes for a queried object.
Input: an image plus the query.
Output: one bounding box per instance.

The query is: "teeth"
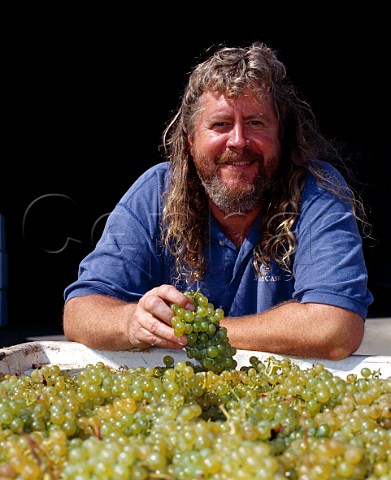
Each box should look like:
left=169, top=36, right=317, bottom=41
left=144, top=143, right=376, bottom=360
left=227, top=161, right=251, bottom=165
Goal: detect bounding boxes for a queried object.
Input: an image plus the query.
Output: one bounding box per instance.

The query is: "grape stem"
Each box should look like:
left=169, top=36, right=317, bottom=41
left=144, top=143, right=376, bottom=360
left=21, top=431, right=42, bottom=466
left=265, top=359, right=277, bottom=377
left=219, top=404, right=237, bottom=434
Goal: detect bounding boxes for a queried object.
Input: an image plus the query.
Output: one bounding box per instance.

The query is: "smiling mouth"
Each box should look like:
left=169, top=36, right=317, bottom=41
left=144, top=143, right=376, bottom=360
left=224, top=161, right=253, bottom=165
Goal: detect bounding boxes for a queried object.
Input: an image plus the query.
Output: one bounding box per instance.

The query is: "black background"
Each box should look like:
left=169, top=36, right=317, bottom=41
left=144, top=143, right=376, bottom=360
left=2, top=8, right=390, bottom=341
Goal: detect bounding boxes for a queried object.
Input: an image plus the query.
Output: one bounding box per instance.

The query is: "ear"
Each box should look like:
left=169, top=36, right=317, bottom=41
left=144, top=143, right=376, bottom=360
left=187, top=134, right=194, bottom=156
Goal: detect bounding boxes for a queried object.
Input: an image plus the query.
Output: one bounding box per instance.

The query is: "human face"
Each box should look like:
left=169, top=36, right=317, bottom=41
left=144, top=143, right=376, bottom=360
left=188, top=89, right=281, bottom=215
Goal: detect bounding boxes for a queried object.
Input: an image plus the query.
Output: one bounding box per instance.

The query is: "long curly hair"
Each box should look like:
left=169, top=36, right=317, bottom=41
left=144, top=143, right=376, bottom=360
left=161, top=42, right=369, bottom=284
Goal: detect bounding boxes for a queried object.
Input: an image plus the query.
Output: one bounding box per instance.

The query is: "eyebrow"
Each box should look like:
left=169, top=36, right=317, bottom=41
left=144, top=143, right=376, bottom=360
left=210, top=112, right=270, bottom=120
left=208, top=112, right=273, bottom=122
left=245, top=113, right=272, bottom=121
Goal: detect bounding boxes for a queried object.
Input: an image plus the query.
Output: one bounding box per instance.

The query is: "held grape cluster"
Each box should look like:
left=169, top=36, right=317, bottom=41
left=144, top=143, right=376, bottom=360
left=171, top=290, right=237, bottom=374
left=0, top=356, right=390, bottom=479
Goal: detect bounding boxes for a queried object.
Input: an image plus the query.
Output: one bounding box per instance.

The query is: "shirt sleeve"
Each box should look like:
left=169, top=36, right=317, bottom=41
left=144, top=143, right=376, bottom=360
left=63, top=164, right=169, bottom=303
left=292, top=164, right=373, bottom=319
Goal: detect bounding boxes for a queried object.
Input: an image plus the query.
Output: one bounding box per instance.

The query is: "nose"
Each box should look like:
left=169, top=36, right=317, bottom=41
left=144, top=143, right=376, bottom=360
left=226, top=123, right=249, bottom=149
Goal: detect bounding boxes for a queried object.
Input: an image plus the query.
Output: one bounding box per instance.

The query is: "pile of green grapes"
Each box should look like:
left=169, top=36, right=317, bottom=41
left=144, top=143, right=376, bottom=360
left=0, top=354, right=390, bottom=479
left=170, top=290, right=237, bottom=374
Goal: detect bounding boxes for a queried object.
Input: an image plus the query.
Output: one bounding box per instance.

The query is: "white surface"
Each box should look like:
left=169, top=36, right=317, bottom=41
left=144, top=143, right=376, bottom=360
left=1, top=340, right=390, bottom=379
left=354, top=317, right=390, bottom=355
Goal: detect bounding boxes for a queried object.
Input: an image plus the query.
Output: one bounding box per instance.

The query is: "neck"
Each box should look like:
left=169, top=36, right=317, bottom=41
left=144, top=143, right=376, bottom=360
left=210, top=202, right=261, bottom=249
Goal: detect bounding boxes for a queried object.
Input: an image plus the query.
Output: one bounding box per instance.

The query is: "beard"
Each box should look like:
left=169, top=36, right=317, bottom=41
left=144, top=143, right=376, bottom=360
left=195, top=150, right=278, bottom=216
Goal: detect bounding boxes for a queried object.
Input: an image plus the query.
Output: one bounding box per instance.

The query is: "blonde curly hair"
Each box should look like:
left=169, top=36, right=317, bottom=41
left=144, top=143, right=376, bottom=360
left=161, top=42, right=369, bottom=283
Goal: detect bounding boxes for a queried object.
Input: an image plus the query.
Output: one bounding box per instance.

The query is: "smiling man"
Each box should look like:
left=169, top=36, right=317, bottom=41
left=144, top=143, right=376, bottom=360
left=63, top=42, right=373, bottom=360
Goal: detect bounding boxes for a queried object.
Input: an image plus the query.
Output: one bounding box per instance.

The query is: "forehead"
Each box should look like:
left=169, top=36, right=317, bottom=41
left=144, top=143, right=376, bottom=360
left=199, top=88, right=274, bottom=115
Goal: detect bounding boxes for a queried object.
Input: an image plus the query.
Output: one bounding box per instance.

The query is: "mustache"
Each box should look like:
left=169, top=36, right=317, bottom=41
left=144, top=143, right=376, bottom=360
left=217, top=149, right=264, bottom=164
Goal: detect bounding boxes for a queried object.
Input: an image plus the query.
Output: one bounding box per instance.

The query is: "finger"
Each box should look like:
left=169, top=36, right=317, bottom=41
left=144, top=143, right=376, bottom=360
left=141, top=294, right=175, bottom=326
left=150, top=337, right=187, bottom=350
left=142, top=289, right=193, bottom=327
left=155, top=284, right=195, bottom=311
left=135, top=317, right=187, bottom=349
left=148, top=316, right=187, bottom=347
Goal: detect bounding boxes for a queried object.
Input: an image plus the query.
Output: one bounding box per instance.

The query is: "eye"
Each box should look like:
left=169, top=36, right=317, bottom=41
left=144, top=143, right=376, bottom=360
left=248, top=120, right=267, bottom=127
left=210, top=121, right=231, bottom=132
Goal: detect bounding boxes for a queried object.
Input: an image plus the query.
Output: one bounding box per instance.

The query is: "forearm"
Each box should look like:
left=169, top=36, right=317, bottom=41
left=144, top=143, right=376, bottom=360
left=63, top=295, right=136, bottom=350
left=63, top=286, right=193, bottom=351
left=220, top=301, right=365, bottom=360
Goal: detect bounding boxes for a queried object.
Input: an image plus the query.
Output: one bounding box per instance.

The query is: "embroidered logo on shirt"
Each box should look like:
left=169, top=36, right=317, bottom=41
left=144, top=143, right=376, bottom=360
left=258, top=275, right=282, bottom=282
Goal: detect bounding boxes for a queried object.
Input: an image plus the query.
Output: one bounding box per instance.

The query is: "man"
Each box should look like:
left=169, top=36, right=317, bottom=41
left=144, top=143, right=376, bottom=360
left=63, top=42, right=373, bottom=359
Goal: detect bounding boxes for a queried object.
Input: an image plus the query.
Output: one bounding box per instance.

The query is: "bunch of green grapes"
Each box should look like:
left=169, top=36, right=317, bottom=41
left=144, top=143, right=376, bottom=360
left=171, top=290, right=237, bottom=374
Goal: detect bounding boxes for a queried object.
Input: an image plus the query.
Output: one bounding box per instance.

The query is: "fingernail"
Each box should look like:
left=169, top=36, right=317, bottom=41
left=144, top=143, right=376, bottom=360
left=178, top=336, right=187, bottom=345
left=185, top=302, right=194, bottom=311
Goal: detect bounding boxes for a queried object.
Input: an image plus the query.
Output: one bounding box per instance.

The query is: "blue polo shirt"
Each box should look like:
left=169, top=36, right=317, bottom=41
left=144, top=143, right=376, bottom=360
left=64, top=161, right=373, bottom=319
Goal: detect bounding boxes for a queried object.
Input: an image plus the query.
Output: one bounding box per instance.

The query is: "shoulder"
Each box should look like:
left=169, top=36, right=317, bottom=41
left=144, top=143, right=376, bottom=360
left=103, top=163, right=170, bottom=233
left=305, top=160, right=349, bottom=190
left=125, top=162, right=170, bottom=193
left=301, top=160, right=351, bottom=204
left=117, top=162, right=170, bottom=205
left=296, top=161, right=356, bottom=229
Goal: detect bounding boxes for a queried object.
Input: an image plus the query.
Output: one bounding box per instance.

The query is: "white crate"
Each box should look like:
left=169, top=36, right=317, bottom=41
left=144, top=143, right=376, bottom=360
left=1, top=341, right=390, bottom=379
